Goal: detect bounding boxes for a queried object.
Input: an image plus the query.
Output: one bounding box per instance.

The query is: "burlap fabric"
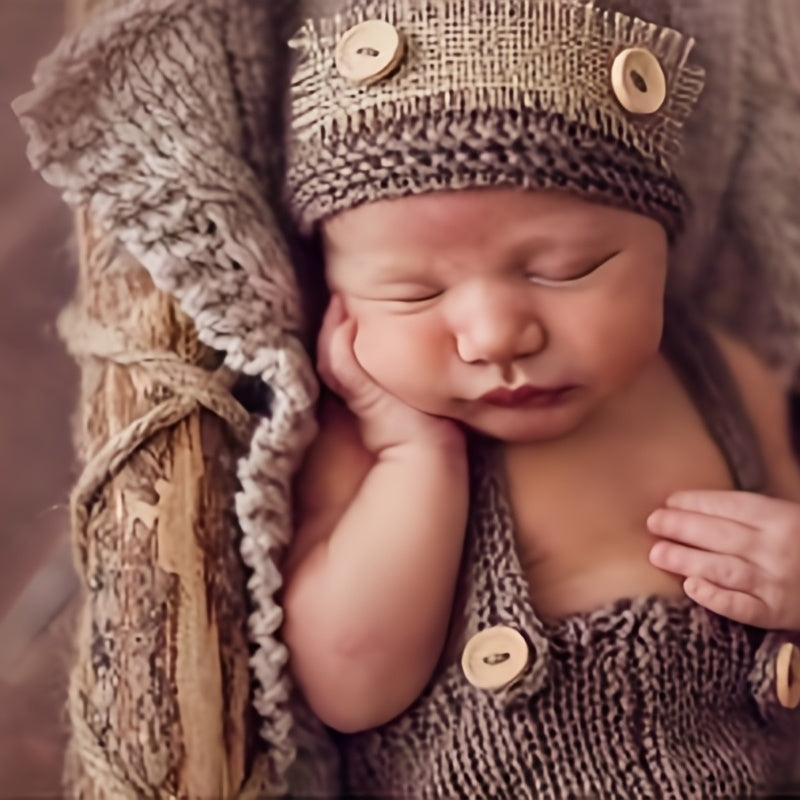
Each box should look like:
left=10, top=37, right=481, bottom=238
left=286, top=0, right=704, bottom=237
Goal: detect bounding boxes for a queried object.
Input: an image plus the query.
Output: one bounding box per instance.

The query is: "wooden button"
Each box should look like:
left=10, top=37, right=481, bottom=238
left=611, top=47, right=667, bottom=115
left=776, top=642, right=800, bottom=710
left=335, top=20, right=406, bottom=86
left=461, top=625, right=530, bottom=690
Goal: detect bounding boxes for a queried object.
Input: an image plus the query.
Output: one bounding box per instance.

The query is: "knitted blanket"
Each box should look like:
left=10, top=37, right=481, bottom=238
left=13, top=0, right=800, bottom=795
left=14, top=0, right=336, bottom=795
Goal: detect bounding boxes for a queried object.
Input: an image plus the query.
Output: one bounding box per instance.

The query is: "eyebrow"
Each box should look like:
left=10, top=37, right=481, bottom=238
left=337, top=256, right=435, bottom=282
left=506, top=224, right=614, bottom=251
left=328, top=221, right=617, bottom=281
left=372, top=265, right=433, bottom=281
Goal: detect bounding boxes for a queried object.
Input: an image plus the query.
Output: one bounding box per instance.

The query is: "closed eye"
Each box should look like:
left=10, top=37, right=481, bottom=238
left=526, top=250, right=622, bottom=286
left=387, top=290, right=443, bottom=303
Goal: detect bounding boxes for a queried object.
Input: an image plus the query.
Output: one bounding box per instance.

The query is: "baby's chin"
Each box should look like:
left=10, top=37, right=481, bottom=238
left=418, top=400, right=590, bottom=444
left=461, top=415, right=586, bottom=444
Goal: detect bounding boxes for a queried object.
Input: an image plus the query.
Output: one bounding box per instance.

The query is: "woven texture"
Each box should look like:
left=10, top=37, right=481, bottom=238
left=287, top=0, right=705, bottom=236
left=12, top=0, right=800, bottom=795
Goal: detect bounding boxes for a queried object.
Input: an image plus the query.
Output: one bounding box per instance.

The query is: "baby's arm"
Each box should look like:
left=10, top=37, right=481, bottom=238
left=282, top=301, right=468, bottom=733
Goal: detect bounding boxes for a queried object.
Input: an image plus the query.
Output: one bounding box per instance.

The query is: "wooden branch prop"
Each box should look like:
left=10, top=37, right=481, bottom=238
left=60, top=205, right=254, bottom=799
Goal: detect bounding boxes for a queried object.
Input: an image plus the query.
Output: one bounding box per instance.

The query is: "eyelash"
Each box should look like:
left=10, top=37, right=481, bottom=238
left=526, top=251, right=621, bottom=286
left=389, top=251, right=621, bottom=300
left=392, top=290, right=443, bottom=304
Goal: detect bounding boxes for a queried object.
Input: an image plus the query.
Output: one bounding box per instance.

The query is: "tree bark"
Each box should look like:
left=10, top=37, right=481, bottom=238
left=61, top=201, right=253, bottom=797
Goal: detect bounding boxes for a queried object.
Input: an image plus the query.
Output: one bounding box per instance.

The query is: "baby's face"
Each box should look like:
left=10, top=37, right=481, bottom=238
left=322, top=188, right=668, bottom=442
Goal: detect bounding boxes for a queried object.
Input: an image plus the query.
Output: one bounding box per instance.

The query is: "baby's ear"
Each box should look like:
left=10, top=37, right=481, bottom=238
left=13, top=0, right=303, bottom=358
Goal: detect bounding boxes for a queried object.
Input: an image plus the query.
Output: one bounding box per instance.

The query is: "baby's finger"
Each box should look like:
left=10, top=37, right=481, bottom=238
left=649, top=542, right=762, bottom=596
left=316, top=295, right=347, bottom=362
left=664, top=490, right=785, bottom=528
left=317, top=296, right=355, bottom=390
left=320, top=315, right=377, bottom=405
left=682, top=577, right=771, bottom=627
left=647, top=508, right=758, bottom=561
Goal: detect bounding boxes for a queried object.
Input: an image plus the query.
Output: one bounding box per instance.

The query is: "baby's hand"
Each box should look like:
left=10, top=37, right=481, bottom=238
left=317, top=295, right=464, bottom=454
left=647, top=491, right=800, bottom=630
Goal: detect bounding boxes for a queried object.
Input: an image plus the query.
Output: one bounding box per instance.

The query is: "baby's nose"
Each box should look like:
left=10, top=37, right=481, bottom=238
left=454, top=289, right=545, bottom=364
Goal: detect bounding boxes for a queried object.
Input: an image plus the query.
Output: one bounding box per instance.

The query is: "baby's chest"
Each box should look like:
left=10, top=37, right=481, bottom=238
left=501, top=420, right=736, bottom=616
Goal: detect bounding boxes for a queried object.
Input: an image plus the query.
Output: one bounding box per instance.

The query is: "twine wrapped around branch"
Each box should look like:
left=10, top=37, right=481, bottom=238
left=15, top=0, right=339, bottom=794
left=60, top=209, right=257, bottom=799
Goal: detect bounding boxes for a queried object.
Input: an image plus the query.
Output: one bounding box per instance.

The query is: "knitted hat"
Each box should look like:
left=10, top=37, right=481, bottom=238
left=284, top=0, right=705, bottom=238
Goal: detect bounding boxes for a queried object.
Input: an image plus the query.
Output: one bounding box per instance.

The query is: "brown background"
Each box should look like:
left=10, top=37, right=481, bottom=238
left=1, top=1, right=78, bottom=796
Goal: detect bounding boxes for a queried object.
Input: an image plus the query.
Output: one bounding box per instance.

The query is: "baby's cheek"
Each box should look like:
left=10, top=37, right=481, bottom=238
left=353, top=318, right=428, bottom=391
left=351, top=320, right=397, bottom=378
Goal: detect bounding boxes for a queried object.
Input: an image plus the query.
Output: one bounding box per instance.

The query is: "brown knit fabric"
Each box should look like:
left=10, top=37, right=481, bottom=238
left=284, top=0, right=705, bottom=238
left=289, top=108, right=688, bottom=238
left=337, top=310, right=800, bottom=799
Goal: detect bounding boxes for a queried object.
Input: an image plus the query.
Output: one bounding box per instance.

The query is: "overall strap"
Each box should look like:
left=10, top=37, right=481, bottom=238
left=660, top=298, right=766, bottom=492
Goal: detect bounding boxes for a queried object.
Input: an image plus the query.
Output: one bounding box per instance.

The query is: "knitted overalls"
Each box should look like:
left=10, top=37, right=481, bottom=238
left=337, top=306, right=800, bottom=799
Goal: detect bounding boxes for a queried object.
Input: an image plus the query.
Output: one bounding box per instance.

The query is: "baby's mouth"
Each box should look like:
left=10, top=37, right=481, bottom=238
left=478, top=385, right=575, bottom=408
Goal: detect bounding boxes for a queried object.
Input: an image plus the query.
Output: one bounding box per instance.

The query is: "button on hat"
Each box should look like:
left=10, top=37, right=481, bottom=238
left=288, top=0, right=705, bottom=239
left=335, top=20, right=406, bottom=86
left=611, top=47, right=667, bottom=114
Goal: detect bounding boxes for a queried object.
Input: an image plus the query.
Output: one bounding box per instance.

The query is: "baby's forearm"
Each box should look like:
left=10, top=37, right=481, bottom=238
left=283, top=440, right=468, bottom=732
